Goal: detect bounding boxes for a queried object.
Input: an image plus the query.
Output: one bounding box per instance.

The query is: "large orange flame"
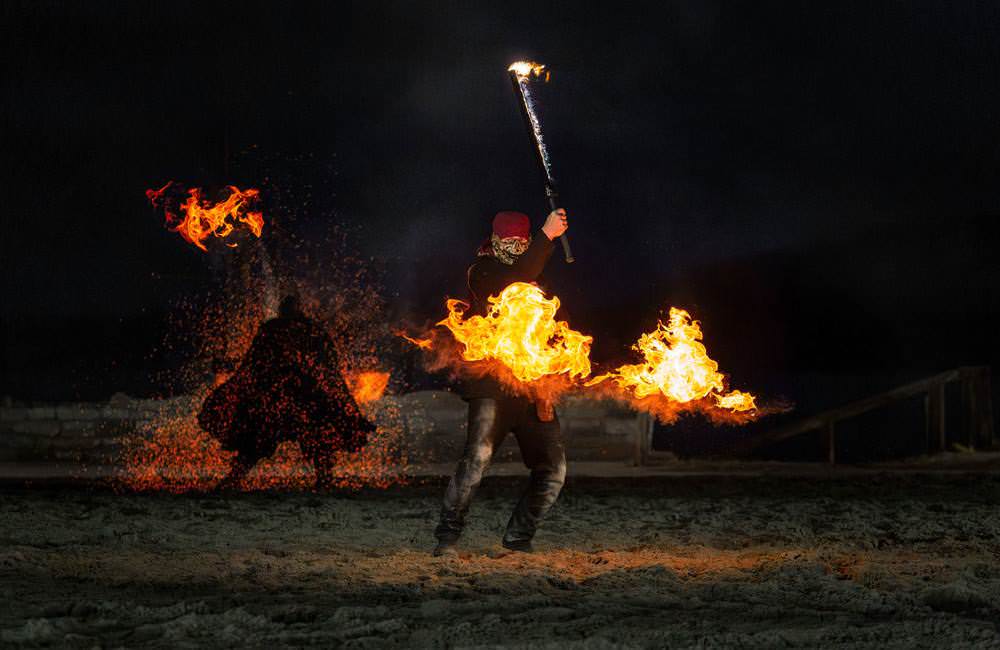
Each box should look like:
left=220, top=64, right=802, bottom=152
left=146, top=182, right=264, bottom=252
left=587, top=307, right=756, bottom=412
left=438, top=282, right=592, bottom=383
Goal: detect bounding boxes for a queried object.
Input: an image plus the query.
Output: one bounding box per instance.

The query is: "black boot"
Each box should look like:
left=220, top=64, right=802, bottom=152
left=432, top=539, right=459, bottom=557
left=502, top=415, right=567, bottom=551
left=501, top=539, right=534, bottom=554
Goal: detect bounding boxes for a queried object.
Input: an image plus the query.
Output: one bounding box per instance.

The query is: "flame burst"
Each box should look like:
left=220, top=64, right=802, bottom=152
left=438, top=282, right=592, bottom=383
left=588, top=307, right=756, bottom=413
left=508, top=60, right=549, bottom=81
left=346, top=370, right=391, bottom=405
left=146, top=181, right=264, bottom=252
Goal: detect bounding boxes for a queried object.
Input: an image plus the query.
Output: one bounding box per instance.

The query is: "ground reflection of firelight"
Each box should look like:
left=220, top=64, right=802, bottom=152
left=119, top=392, right=407, bottom=492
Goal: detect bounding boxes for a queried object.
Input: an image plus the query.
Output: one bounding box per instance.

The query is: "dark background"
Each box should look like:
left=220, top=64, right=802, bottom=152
left=3, top=1, right=1000, bottom=451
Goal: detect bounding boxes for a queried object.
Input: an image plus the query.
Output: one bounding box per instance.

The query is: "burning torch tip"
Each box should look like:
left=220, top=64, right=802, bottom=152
left=508, top=60, right=546, bottom=80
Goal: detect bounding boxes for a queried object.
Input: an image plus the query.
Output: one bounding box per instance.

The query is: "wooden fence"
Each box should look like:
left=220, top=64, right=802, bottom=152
left=729, top=366, right=994, bottom=463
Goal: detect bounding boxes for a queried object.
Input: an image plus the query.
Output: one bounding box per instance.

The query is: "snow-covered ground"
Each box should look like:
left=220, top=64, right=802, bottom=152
left=2, top=474, right=999, bottom=648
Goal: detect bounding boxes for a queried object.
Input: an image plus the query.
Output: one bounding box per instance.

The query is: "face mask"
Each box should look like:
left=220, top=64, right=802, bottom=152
left=491, top=234, right=531, bottom=265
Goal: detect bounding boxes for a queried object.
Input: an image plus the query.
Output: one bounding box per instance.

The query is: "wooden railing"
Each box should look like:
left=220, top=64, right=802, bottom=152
left=730, top=366, right=994, bottom=463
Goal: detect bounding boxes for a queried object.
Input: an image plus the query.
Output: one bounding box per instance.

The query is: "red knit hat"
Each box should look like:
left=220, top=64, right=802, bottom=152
left=492, top=211, right=531, bottom=239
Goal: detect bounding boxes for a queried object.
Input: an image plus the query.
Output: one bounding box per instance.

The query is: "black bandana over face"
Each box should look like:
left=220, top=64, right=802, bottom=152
left=488, top=233, right=530, bottom=265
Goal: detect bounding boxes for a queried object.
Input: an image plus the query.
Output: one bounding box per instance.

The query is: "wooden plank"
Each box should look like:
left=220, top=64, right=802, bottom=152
left=733, top=368, right=973, bottom=456
left=967, top=369, right=995, bottom=450
left=923, top=394, right=933, bottom=454
left=926, top=382, right=946, bottom=452
left=632, top=413, right=647, bottom=467
left=825, top=421, right=836, bottom=464
left=980, top=372, right=995, bottom=449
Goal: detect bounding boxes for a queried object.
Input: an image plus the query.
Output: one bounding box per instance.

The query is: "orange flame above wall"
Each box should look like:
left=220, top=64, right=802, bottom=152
left=346, top=370, right=390, bottom=405
left=438, top=282, right=592, bottom=383
left=146, top=181, right=264, bottom=252
left=587, top=307, right=756, bottom=412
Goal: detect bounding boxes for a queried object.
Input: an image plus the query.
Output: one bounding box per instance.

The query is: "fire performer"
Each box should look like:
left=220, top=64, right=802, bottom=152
left=434, top=208, right=569, bottom=555
left=198, top=295, right=375, bottom=490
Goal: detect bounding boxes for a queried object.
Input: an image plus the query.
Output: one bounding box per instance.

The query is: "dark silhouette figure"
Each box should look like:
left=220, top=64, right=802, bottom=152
left=198, top=295, right=375, bottom=489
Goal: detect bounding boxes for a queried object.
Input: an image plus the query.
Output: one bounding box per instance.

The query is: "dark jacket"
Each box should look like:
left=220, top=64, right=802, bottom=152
left=461, top=231, right=556, bottom=399
left=198, top=316, right=374, bottom=458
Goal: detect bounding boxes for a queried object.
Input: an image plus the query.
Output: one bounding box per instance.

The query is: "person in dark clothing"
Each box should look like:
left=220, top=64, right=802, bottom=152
left=434, top=208, right=570, bottom=556
left=198, top=295, right=375, bottom=490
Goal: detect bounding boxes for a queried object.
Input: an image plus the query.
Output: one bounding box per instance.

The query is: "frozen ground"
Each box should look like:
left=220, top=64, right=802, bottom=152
left=2, top=473, right=1000, bottom=648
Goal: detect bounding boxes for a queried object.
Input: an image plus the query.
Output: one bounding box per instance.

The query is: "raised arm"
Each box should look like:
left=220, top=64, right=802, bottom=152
left=468, top=209, right=570, bottom=304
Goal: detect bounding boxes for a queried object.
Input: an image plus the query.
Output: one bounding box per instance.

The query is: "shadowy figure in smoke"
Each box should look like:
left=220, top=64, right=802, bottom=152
left=198, top=295, right=375, bottom=489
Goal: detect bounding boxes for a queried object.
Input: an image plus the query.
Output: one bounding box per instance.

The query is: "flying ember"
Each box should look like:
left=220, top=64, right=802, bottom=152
left=438, top=282, right=592, bottom=383
left=146, top=181, right=264, bottom=252
left=395, top=331, right=433, bottom=350
left=587, top=307, right=756, bottom=412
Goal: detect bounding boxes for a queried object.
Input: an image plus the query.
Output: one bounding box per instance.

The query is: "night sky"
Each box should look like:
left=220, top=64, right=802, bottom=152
left=3, top=1, right=1000, bottom=406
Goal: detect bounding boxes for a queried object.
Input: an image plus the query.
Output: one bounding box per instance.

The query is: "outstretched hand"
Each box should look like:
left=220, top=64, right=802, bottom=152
left=542, top=208, right=568, bottom=240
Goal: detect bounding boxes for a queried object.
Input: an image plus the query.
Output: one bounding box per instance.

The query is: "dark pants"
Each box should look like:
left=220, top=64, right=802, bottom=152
left=435, top=397, right=567, bottom=545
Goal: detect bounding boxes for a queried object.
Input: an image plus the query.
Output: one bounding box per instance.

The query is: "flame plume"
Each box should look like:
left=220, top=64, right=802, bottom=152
left=438, top=282, right=592, bottom=384
left=146, top=181, right=264, bottom=252
left=587, top=307, right=756, bottom=412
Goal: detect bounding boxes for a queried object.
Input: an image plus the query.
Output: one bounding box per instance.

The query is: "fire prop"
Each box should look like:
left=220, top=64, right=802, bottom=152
left=403, top=285, right=759, bottom=422
left=587, top=308, right=757, bottom=417
left=146, top=181, right=264, bottom=252
left=438, top=282, right=592, bottom=383
left=508, top=60, right=574, bottom=263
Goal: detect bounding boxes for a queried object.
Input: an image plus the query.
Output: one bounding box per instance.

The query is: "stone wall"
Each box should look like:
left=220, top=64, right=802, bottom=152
left=0, top=391, right=645, bottom=466
left=385, top=392, right=645, bottom=465
left=0, top=393, right=195, bottom=463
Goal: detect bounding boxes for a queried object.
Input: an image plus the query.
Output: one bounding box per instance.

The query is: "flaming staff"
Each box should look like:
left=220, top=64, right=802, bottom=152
left=508, top=60, right=574, bottom=263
